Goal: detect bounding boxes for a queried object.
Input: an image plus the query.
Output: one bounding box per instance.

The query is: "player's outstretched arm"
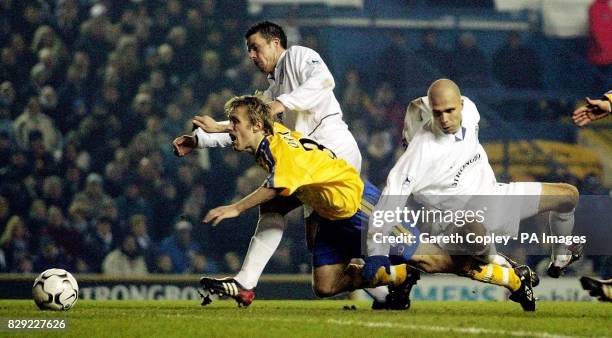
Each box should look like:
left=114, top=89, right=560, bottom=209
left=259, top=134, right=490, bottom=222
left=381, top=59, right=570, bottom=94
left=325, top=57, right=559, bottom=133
left=172, top=135, right=197, bottom=157
left=178, top=115, right=233, bottom=150
left=192, top=115, right=232, bottom=133
left=572, top=97, right=611, bottom=126
left=203, top=186, right=278, bottom=226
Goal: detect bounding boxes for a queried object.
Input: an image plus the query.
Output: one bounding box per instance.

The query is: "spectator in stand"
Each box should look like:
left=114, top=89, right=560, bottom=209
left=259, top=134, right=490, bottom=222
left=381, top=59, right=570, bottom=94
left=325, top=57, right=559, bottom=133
left=415, top=29, right=450, bottom=77
left=148, top=70, right=171, bottom=111
left=376, top=32, right=409, bottom=92
left=188, top=49, right=227, bottom=102
left=8, top=34, right=36, bottom=84
left=78, top=103, right=122, bottom=172
left=41, top=175, right=68, bottom=212
left=166, top=25, right=195, bottom=80
left=0, top=47, right=19, bottom=85
left=449, top=32, right=490, bottom=87
left=364, top=82, right=405, bottom=136
left=53, top=0, right=81, bottom=48
left=115, top=182, right=154, bottom=223
left=27, top=199, right=49, bottom=235
left=31, top=25, right=68, bottom=68
left=12, top=96, right=61, bottom=152
left=128, top=214, right=157, bottom=271
left=66, top=200, right=89, bottom=234
left=39, top=85, right=61, bottom=126
left=151, top=181, right=181, bottom=239
left=162, top=103, right=188, bottom=140
left=185, top=8, right=206, bottom=51
left=189, top=253, right=219, bottom=274
left=120, top=92, right=154, bottom=145
left=41, top=206, right=86, bottom=271
left=84, top=216, right=115, bottom=273
left=0, top=216, right=32, bottom=272
left=102, top=234, right=148, bottom=276
left=0, top=81, right=17, bottom=119
left=266, top=241, right=295, bottom=273
left=26, top=130, right=59, bottom=178
left=155, top=254, right=174, bottom=274
left=34, top=236, right=73, bottom=272
left=72, top=173, right=113, bottom=220
left=103, top=161, right=127, bottom=198
left=74, top=5, right=112, bottom=72
left=493, top=32, right=543, bottom=89
left=16, top=3, right=47, bottom=43
left=339, top=67, right=368, bottom=123
left=223, top=251, right=242, bottom=274
left=159, top=219, right=203, bottom=274
left=587, top=0, right=612, bottom=91
left=56, top=64, right=90, bottom=133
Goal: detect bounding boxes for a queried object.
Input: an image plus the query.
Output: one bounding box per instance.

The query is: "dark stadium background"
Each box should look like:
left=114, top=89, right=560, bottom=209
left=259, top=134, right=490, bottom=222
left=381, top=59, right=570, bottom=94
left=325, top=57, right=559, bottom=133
left=0, top=0, right=610, bottom=301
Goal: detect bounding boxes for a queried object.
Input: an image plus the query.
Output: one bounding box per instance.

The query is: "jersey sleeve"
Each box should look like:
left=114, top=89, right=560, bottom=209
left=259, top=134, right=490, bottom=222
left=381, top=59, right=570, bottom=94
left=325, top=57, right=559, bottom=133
left=402, top=96, right=430, bottom=147
left=193, top=126, right=232, bottom=148
left=604, top=90, right=612, bottom=102
left=275, top=47, right=335, bottom=113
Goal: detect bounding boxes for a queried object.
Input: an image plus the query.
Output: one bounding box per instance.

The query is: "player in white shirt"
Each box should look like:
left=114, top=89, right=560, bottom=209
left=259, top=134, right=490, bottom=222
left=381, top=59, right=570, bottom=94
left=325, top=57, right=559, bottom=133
left=172, top=22, right=381, bottom=307
left=363, top=79, right=582, bottom=288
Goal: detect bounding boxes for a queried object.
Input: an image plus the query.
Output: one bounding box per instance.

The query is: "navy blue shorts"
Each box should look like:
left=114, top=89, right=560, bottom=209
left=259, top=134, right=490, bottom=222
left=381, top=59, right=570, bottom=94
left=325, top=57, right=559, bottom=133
left=312, top=181, right=420, bottom=267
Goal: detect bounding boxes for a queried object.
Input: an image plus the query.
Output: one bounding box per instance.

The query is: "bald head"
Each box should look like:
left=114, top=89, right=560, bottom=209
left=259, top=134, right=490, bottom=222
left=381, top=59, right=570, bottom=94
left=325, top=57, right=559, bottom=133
left=427, top=79, right=461, bottom=102
left=427, top=79, right=463, bottom=134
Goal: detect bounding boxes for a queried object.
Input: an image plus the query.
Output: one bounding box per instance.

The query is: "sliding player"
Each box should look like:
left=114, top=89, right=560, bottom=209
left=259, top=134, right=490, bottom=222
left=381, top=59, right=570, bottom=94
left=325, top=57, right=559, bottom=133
left=197, top=95, right=537, bottom=311
left=363, top=79, right=582, bottom=295
left=170, top=21, right=397, bottom=307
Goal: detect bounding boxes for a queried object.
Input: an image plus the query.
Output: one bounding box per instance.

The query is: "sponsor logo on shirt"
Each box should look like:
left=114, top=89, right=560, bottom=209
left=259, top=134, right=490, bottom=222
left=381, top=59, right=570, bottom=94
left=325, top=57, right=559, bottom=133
left=451, top=153, right=481, bottom=187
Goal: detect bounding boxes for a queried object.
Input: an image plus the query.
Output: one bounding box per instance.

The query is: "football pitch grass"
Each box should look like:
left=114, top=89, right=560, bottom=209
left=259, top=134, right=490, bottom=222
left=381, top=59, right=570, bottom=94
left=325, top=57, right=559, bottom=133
left=0, top=300, right=610, bottom=337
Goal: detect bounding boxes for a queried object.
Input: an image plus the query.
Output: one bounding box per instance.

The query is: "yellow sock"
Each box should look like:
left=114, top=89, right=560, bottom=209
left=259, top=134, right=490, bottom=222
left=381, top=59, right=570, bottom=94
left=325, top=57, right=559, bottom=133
left=469, top=264, right=521, bottom=292
left=373, top=264, right=408, bottom=287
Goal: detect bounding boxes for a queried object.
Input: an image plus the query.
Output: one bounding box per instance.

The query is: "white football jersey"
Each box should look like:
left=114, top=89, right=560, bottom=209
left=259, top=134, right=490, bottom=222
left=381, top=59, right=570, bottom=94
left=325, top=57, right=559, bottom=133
left=368, top=96, right=497, bottom=255
left=194, top=45, right=361, bottom=171
left=264, top=46, right=361, bottom=171
left=387, top=95, right=495, bottom=201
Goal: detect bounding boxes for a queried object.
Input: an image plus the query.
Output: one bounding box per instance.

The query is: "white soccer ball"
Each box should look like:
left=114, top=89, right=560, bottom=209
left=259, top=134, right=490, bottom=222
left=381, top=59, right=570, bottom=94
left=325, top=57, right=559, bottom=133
left=32, top=268, right=79, bottom=311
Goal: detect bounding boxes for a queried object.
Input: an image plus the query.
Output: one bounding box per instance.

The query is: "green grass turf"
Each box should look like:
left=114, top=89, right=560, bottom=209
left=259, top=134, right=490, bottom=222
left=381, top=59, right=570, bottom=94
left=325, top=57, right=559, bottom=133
left=0, top=300, right=610, bottom=338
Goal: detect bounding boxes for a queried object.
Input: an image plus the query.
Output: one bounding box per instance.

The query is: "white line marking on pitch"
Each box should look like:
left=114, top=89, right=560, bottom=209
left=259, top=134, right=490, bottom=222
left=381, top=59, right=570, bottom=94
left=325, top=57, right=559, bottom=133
left=201, top=315, right=606, bottom=338
left=326, top=319, right=600, bottom=338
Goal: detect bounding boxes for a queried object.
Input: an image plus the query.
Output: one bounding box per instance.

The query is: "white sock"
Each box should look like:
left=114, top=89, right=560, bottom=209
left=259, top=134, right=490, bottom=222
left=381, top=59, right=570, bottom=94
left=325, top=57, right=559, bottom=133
left=234, top=214, right=285, bottom=290
left=364, top=286, right=389, bottom=303
left=549, top=210, right=575, bottom=264
left=485, top=245, right=512, bottom=268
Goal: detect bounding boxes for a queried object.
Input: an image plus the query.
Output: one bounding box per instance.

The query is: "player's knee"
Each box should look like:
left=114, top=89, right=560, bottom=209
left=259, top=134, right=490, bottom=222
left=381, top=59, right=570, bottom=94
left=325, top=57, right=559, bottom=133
left=556, top=183, right=579, bottom=212
left=257, top=212, right=285, bottom=231
left=312, top=282, right=337, bottom=298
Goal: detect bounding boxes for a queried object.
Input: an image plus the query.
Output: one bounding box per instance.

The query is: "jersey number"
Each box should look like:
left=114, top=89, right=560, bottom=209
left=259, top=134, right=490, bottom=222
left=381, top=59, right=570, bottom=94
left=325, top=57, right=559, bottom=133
left=299, top=138, right=337, bottom=159
left=279, top=131, right=337, bottom=159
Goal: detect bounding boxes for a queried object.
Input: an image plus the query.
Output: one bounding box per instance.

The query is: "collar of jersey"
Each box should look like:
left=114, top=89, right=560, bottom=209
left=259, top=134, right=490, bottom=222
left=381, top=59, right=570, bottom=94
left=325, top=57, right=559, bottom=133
left=453, top=126, right=467, bottom=142
left=268, top=50, right=288, bottom=80
left=255, top=136, right=271, bottom=162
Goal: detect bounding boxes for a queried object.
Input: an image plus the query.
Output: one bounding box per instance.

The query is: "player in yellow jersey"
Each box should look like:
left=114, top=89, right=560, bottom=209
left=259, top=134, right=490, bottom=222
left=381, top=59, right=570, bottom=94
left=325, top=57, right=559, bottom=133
left=195, top=95, right=537, bottom=311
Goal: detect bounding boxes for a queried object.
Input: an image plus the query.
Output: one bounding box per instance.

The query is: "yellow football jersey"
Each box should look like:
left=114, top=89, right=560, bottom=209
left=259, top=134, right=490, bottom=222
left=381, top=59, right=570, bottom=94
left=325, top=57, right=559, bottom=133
left=255, top=123, right=364, bottom=220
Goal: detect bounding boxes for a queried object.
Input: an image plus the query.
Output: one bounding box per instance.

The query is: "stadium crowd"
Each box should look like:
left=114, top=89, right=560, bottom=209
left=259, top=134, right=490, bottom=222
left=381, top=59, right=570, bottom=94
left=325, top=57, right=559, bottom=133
left=0, top=1, right=608, bottom=277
